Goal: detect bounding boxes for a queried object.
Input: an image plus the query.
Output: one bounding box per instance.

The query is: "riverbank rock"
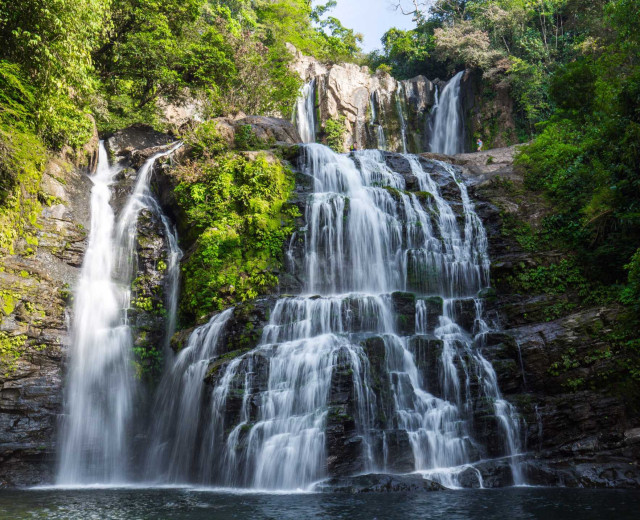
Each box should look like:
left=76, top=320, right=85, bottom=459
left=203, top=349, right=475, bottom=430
left=315, top=473, right=445, bottom=493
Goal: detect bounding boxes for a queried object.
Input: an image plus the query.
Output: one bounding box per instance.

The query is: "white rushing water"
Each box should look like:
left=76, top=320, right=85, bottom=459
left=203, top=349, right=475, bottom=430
left=152, top=143, right=524, bottom=490
left=370, top=91, right=387, bottom=150
left=57, top=142, right=182, bottom=485
left=294, top=79, right=317, bottom=144
left=429, top=70, right=465, bottom=155
left=395, top=84, right=409, bottom=153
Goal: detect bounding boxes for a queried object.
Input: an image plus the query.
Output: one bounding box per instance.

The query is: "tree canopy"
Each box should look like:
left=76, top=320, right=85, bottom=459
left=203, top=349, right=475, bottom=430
left=0, top=0, right=363, bottom=144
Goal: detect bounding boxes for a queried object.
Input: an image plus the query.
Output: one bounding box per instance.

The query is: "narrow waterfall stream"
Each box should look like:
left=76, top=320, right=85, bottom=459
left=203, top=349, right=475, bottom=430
left=395, top=84, right=409, bottom=153
left=150, top=143, right=524, bottom=490
left=294, top=79, right=317, bottom=143
left=429, top=70, right=465, bottom=155
left=57, top=142, right=181, bottom=485
left=369, top=91, right=387, bottom=151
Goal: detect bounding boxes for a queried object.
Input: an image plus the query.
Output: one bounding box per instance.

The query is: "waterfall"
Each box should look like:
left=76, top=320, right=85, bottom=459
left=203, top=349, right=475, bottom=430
left=159, top=143, right=524, bottom=490
left=145, top=309, right=233, bottom=482
left=294, top=79, right=317, bottom=143
left=57, top=142, right=181, bottom=485
left=370, top=91, right=387, bottom=151
left=429, top=70, right=465, bottom=155
left=395, top=84, right=409, bottom=153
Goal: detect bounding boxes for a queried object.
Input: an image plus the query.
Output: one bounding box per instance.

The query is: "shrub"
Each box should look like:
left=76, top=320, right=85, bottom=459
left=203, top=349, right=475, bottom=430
left=324, top=116, right=347, bottom=152
left=174, top=149, right=298, bottom=323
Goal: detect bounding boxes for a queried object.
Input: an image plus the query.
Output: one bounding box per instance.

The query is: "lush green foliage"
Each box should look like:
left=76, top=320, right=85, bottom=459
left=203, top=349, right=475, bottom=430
left=516, top=0, right=640, bottom=291
left=370, top=0, right=610, bottom=136
left=174, top=123, right=298, bottom=323
left=0, top=62, right=47, bottom=255
left=512, top=0, right=640, bottom=387
left=368, top=23, right=449, bottom=80
left=324, top=116, right=347, bottom=152
left=0, top=0, right=362, bottom=140
left=0, top=0, right=103, bottom=148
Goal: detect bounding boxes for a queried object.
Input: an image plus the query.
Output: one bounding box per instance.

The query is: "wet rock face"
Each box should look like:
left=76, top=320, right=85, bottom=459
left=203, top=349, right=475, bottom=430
left=187, top=152, right=517, bottom=486
left=128, top=209, right=171, bottom=381
left=0, top=124, right=182, bottom=487
left=105, top=124, right=174, bottom=163
left=452, top=145, right=640, bottom=488
left=288, top=45, right=435, bottom=152
left=0, top=151, right=94, bottom=486
left=459, top=70, right=518, bottom=152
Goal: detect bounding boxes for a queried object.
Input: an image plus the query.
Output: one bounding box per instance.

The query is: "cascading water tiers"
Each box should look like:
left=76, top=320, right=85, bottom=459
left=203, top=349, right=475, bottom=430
left=148, top=144, right=525, bottom=490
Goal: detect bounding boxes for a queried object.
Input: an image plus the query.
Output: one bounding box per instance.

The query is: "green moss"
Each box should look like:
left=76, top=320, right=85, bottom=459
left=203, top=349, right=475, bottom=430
left=0, top=291, right=16, bottom=315
left=0, top=127, right=46, bottom=256
left=175, top=140, right=297, bottom=324
left=133, top=296, right=154, bottom=312
left=132, top=343, right=163, bottom=383
left=383, top=186, right=402, bottom=201
left=504, top=259, right=618, bottom=317
left=414, top=191, right=435, bottom=204
left=0, top=332, right=28, bottom=377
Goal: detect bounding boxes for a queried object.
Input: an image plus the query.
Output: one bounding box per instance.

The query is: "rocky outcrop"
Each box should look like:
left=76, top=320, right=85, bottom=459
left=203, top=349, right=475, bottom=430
left=459, top=70, right=518, bottom=151
left=289, top=47, right=518, bottom=154
left=105, top=124, right=175, bottom=165
left=288, top=45, right=435, bottom=152
left=214, top=115, right=301, bottom=147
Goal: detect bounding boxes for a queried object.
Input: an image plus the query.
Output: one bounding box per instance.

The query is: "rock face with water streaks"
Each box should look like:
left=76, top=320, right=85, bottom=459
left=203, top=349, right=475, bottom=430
left=0, top=125, right=183, bottom=487
left=453, top=146, right=640, bottom=487
left=289, top=47, right=517, bottom=154
left=289, top=44, right=435, bottom=152
left=0, top=144, right=96, bottom=487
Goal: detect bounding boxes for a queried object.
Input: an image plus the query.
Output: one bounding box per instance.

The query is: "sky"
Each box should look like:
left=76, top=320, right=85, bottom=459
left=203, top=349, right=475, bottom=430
left=319, top=0, right=418, bottom=53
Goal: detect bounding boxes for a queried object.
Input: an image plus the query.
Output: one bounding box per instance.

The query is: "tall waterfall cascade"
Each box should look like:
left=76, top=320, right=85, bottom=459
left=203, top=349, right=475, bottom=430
left=429, top=70, right=465, bottom=155
left=151, top=143, right=524, bottom=490
left=57, top=142, right=182, bottom=485
left=294, top=79, right=317, bottom=144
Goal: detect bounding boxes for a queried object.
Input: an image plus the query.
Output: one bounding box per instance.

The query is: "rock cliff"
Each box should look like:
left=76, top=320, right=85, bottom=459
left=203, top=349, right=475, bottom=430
left=0, top=140, right=96, bottom=486
left=454, top=147, right=640, bottom=487
left=288, top=44, right=435, bottom=152
left=2, top=121, right=637, bottom=489
left=288, top=47, right=518, bottom=154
